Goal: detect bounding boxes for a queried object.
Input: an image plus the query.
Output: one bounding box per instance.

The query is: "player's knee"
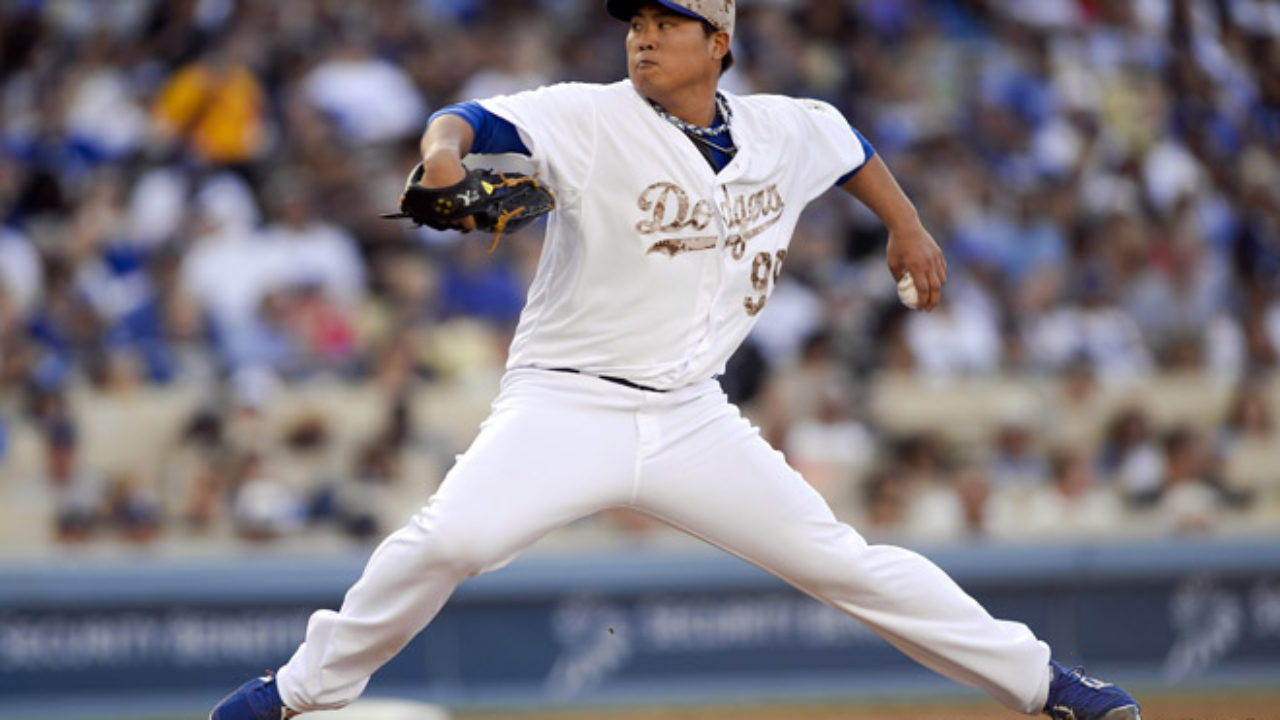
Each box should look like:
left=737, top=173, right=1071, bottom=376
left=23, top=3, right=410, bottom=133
left=405, top=503, right=513, bottom=575
left=424, top=524, right=510, bottom=575
left=786, top=528, right=875, bottom=587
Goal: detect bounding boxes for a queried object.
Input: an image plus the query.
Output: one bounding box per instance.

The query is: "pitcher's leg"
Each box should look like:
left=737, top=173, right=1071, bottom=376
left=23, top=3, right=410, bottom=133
left=637, top=398, right=1050, bottom=714
left=277, top=378, right=637, bottom=712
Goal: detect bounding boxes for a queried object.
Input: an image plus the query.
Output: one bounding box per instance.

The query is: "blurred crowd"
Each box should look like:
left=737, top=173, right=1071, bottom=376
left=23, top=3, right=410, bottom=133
left=1, top=0, right=1279, bottom=554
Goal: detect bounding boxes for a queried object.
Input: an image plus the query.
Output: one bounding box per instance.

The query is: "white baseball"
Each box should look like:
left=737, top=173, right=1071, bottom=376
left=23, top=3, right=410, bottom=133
left=897, top=271, right=920, bottom=309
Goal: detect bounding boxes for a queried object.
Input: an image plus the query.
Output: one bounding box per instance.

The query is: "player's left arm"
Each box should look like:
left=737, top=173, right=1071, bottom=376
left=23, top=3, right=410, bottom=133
left=840, top=156, right=947, bottom=311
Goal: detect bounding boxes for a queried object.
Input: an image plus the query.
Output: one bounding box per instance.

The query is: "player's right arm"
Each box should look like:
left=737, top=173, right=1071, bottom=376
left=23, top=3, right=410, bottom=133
left=420, top=113, right=473, bottom=185
left=419, top=101, right=537, bottom=230
left=418, top=112, right=476, bottom=230
left=420, top=100, right=534, bottom=183
left=419, top=111, right=472, bottom=177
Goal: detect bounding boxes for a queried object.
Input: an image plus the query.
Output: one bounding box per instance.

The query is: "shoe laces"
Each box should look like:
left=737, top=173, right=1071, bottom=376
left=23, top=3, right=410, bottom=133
left=1047, top=664, right=1121, bottom=719
left=1067, top=665, right=1113, bottom=690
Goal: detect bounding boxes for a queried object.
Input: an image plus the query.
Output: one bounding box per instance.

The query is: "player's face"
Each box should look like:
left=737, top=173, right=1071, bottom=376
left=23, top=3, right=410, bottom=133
left=626, top=5, right=725, bottom=99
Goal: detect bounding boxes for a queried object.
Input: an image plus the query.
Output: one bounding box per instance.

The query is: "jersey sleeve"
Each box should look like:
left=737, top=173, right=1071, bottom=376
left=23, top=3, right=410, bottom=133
left=835, top=127, right=876, bottom=186
left=477, top=83, right=597, bottom=194
left=430, top=101, right=531, bottom=155
left=788, top=98, right=871, bottom=196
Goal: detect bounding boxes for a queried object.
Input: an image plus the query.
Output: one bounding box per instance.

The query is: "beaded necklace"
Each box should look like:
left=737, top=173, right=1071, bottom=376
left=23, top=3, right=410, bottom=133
left=648, top=92, right=733, bottom=137
left=649, top=92, right=738, bottom=162
left=684, top=125, right=737, bottom=159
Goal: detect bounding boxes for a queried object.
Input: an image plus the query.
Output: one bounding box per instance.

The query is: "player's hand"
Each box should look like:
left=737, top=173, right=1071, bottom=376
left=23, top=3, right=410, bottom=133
left=886, top=223, right=946, bottom=311
left=420, top=154, right=478, bottom=232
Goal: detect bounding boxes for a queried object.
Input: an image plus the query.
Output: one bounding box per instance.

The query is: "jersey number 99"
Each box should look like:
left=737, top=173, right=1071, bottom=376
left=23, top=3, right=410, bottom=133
left=744, top=249, right=787, bottom=316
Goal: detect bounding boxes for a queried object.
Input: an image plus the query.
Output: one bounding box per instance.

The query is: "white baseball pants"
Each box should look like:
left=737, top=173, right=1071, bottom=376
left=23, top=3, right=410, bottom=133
left=276, top=369, right=1051, bottom=713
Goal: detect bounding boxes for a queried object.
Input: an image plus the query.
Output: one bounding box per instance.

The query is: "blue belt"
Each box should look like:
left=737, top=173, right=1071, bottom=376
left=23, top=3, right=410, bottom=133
left=547, top=367, right=668, bottom=393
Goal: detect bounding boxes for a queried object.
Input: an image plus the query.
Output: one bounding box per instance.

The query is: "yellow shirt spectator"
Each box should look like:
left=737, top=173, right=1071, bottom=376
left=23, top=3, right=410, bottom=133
left=152, top=61, right=267, bottom=165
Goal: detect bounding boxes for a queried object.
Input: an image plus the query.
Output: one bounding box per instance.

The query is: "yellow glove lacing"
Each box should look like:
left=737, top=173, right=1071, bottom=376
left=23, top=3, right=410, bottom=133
left=486, top=172, right=555, bottom=253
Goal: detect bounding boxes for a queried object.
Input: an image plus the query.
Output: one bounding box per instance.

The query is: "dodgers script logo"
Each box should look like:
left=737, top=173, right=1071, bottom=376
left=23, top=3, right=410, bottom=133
left=634, top=182, right=789, bottom=316
left=636, top=182, right=784, bottom=259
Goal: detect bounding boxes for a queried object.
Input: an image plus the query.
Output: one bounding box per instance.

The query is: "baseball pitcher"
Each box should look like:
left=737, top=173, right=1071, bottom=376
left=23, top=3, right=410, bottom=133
left=211, top=3, right=1141, bottom=719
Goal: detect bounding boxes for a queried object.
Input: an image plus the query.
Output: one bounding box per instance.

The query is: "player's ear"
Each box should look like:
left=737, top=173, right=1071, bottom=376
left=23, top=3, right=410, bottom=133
left=710, top=30, right=730, bottom=62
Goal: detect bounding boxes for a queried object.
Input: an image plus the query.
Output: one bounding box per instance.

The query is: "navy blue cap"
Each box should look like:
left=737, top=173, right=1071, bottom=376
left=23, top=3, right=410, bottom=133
left=607, top=1, right=710, bottom=27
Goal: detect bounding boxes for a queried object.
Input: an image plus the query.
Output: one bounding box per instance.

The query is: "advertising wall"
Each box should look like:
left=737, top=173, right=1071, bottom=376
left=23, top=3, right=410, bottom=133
left=2, top=539, right=1278, bottom=719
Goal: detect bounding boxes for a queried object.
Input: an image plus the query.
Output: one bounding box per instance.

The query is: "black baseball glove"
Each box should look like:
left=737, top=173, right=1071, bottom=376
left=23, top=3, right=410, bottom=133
left=382, top=163, right=556, bottom=252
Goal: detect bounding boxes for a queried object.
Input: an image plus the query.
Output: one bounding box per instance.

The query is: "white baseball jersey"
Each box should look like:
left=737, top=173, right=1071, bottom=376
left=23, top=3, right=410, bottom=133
left=480, top=80, right=868, bottom=389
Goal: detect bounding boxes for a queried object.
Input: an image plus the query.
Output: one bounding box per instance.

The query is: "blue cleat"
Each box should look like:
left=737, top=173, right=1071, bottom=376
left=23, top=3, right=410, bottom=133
left=209, top=673, right=293, bottom=720
left=1044, top=660, right=1141, bottom=720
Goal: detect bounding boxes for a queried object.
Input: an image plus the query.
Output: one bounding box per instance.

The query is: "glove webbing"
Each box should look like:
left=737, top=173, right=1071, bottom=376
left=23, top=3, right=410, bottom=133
left=485, top=172, right=555, bottom=253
